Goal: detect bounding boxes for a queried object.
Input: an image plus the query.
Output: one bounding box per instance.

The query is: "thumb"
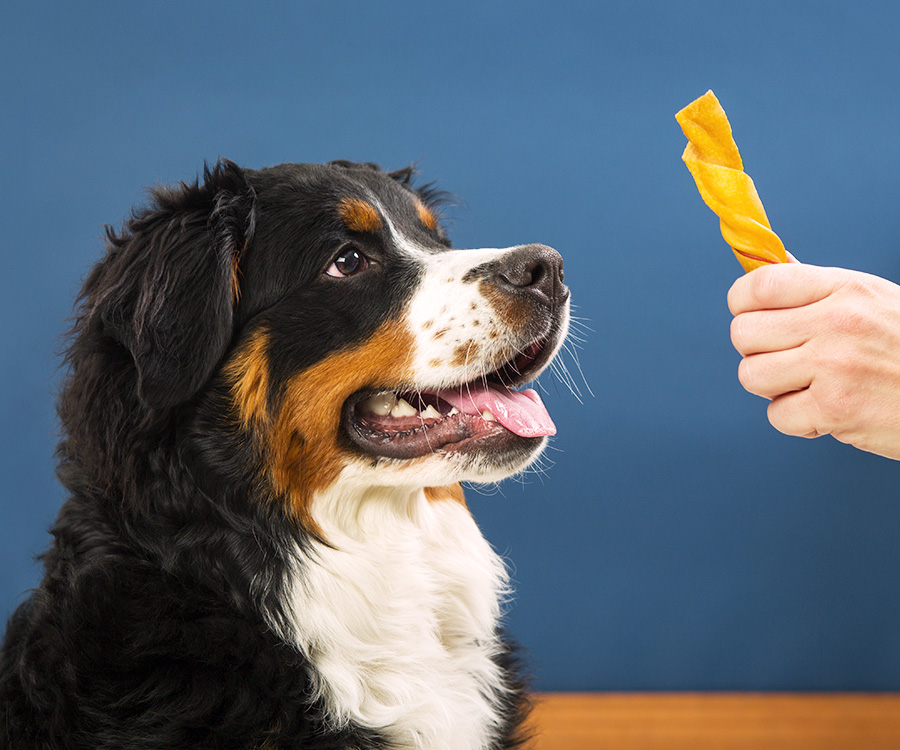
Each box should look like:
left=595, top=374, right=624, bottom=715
left=728, top=262, right=842, bottom=315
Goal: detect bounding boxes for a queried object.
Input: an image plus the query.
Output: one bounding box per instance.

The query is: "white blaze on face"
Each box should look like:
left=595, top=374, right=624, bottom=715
left=345, top=207, right=569, bottom=486
left=405, top=246, right=523, bottom=388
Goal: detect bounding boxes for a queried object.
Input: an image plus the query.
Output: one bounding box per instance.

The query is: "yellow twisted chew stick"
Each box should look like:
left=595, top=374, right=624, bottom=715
left=676, top=90, right=788, bottom=273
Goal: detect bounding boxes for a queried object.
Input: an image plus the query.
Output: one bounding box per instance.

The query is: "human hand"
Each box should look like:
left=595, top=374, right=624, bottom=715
left=728, top=262, right=900, bottom=460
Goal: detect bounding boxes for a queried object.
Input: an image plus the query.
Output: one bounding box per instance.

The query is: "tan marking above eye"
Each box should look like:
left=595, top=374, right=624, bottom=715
left=338, top=198, right=383, bottom=234
left=416, top=199, right=439, bottom=231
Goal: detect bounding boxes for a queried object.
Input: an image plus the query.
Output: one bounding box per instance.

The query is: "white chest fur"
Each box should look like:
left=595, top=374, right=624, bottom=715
left=280, top=487, right=511, bottom=750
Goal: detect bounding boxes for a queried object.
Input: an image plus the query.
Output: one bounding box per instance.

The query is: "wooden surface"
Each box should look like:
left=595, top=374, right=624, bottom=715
left=530, top=693, right=900, bottom=749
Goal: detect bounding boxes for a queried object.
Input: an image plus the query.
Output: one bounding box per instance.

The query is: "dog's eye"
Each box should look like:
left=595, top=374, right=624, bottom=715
left=326, top=247, right=369, bottom=278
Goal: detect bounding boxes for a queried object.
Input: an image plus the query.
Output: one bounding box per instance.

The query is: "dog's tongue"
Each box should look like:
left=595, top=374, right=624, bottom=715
left=437, top=384, right=556, bottom=438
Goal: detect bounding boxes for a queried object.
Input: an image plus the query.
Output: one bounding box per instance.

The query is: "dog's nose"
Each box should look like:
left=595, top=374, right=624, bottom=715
left=496, top=244, right=567, bottom=307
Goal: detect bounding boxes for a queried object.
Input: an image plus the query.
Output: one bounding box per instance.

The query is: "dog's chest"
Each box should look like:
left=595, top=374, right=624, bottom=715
left=281, top=492, right=509, bottom=750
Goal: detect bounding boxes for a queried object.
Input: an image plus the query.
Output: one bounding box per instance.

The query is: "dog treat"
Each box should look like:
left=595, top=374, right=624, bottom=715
left=676, top=90, right=788, bottom=273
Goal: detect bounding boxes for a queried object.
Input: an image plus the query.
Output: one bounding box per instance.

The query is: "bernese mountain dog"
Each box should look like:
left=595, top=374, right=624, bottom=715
left=0, top=160, right=570, bottom=749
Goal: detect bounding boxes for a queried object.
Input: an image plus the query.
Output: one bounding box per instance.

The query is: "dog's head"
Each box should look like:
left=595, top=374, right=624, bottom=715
left=79, top=160, right=569, bottom=524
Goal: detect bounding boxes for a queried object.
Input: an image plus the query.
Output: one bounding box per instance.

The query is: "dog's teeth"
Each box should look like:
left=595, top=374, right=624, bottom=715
left=481, top=410, right=497, bottom=422
left=391, top=398, right=417, bottom=418
left=362, top=392, right=398, bottom=416
left=420, top=405, right=442, bottom=420
left=448, top=407, right=460, bottom=416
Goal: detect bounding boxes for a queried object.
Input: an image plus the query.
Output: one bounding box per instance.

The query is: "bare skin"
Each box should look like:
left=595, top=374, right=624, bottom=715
left=728, top=258, right=900, bottom=460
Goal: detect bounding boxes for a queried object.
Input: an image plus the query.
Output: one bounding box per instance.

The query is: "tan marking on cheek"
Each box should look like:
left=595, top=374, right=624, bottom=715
left=338, top=198, right=383, bottom=234
left=416, top=199, right=439, bottom=231
left=433, top=328, right=450, bottom=340
left=429, top=358, right=442, bottom=368
left=226, top=331, right=316, bottom=529
left=226, top=322, right=415, bottom=534
left=424, top=483, right=466, bottom=506
left=226, top=329, right=271, bottom=425
left=451, top=341, right=479, bottom=367
left=274, top=321, right=415, bottom=525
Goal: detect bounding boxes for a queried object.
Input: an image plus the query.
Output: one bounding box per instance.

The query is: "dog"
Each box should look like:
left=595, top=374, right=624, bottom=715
left=0, top=160, right=570, bottom=749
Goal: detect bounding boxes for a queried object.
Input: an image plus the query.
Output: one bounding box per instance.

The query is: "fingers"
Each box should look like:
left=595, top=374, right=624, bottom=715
left=737, top=348, right=812, bottom=399
left=766, top=389, right=827, bottom=439
left=727, top=263, right=843, bottom=316
left=730, top=307, right=812, bottom=355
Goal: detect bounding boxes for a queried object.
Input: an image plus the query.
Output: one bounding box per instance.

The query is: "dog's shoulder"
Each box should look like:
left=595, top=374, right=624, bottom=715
left=1, top=492, right=392, bottom=749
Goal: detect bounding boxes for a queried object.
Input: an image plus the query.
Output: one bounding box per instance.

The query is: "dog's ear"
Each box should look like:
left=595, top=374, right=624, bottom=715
left=93, top=159, right=255, bottom=410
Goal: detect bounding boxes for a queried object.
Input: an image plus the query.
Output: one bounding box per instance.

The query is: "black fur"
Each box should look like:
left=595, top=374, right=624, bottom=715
left=0, top=160, right=531, bottom=749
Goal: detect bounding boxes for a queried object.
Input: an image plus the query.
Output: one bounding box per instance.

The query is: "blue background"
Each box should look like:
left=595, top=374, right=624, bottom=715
left=3, top=1, right=900, bottom=691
